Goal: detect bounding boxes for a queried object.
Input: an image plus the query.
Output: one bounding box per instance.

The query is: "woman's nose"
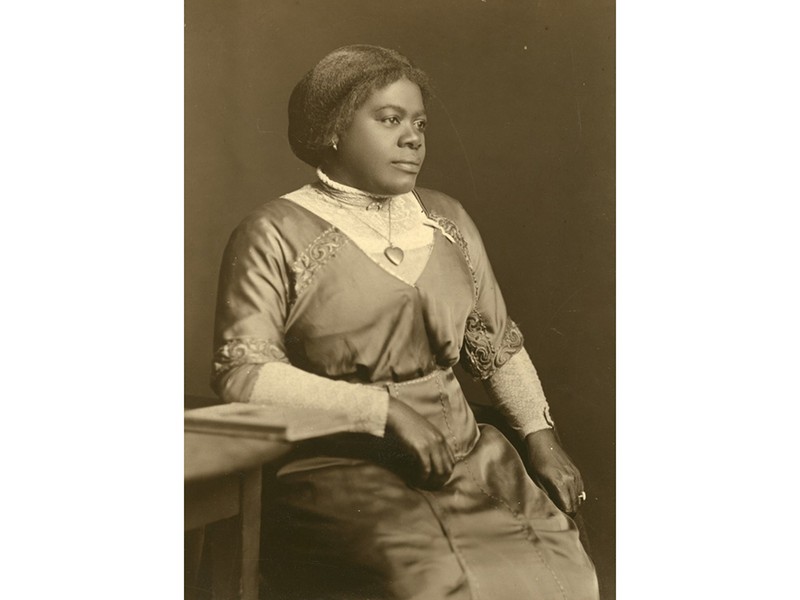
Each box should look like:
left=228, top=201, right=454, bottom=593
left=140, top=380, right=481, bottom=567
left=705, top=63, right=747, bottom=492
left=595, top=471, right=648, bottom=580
left=399, top=124, right=423, bottom=149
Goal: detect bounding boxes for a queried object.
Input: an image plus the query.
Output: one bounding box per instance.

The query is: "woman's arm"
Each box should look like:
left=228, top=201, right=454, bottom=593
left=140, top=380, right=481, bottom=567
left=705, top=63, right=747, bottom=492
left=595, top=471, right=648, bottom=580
left=250, top=362, right=389, bottom=436
left=213, top=206, right=453, bottom=488
left=482, top=347, right=553, bottom=436
left=524, top=428, right=585, bottom=515
left=483, top=347, right=585, bottom=514
left=251, top=362, right=455, bottom=488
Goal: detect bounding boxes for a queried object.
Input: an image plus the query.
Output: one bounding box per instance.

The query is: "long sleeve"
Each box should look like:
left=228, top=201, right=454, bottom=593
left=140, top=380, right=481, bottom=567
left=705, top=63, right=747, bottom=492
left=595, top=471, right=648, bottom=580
left=250, top=363, right=388, bottom=437
left=426, top=197, right=525, bottom=381
left=211, top=206, right=389, bottom=437
left=483, top=347, right=555, bottom=437
left=419, top=190, right=554, bottom=438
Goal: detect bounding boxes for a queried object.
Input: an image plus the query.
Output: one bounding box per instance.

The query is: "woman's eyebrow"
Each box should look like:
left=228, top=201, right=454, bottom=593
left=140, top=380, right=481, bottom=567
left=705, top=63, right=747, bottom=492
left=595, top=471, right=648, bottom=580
left=374, top=104, right=427, bottom=118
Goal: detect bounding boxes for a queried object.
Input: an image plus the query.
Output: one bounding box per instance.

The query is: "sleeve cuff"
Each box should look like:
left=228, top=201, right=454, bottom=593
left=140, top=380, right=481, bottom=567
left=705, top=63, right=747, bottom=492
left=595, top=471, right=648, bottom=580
left=250, top=362, right=390, bottom=438
left=483, top=347, right=555, bottom=437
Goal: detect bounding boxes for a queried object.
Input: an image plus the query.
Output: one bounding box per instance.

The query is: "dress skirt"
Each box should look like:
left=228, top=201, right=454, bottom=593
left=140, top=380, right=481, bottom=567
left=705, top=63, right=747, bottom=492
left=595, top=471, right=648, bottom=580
left=261, top=369, right=599, bottom=600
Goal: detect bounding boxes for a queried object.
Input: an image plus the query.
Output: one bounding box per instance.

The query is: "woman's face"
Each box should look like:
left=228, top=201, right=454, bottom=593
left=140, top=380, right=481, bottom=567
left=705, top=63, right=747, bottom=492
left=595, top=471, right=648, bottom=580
left=325, top=77, right=427, bottom=196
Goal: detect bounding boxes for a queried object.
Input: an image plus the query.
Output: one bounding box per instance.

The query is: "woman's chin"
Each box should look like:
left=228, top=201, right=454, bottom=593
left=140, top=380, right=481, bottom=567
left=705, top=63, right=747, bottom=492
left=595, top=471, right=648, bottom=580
left=371, top=176, right=418, bottom=196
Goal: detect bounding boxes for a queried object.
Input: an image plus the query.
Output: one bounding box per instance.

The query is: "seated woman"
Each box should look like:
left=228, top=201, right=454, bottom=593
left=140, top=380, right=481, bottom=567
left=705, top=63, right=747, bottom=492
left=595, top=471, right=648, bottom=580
left=212, top=45, right=599, bottom=600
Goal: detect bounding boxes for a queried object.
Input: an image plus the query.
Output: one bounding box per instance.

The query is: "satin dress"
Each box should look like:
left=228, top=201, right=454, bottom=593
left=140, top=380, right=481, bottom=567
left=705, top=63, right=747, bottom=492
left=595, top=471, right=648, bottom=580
left=212, top=187, right=599, bottom=600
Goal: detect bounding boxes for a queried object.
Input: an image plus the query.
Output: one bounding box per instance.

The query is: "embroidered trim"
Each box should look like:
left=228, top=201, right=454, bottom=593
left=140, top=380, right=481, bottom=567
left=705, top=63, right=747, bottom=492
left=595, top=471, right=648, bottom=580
left=291, top=226, right=350, bottom=306
left=495, top=318, right=524, bottom=370
left=462, top=315, right=525, bottom=380
left=427, top=212, right=478, bottom=303
left=213, top=337, right=288, bottom=378
left=462, top=312, right=494, bottom=379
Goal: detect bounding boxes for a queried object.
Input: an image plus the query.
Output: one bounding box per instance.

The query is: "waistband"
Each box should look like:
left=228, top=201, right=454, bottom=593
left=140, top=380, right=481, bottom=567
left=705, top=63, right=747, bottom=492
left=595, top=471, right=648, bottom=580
left=283, top=368, right=478, bottom=474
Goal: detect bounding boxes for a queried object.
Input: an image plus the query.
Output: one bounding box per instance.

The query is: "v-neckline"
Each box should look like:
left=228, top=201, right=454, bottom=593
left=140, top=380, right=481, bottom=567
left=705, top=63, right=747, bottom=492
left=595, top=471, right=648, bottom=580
left=279, top=196, right=440, bottom=289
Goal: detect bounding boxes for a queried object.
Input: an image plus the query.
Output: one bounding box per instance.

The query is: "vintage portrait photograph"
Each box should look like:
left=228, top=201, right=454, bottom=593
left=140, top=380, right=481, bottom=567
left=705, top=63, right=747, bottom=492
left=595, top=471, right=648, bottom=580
left=184, top=1, right=614, bottom=598
left=5, top=2, right=799, bottom=599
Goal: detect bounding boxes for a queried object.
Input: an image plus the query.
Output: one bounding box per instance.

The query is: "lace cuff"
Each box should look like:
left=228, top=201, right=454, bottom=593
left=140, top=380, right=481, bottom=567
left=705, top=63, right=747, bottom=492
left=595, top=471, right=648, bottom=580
left=483, top=347, right=555, bottom=437
left=250, top=362, right=389, bottom=437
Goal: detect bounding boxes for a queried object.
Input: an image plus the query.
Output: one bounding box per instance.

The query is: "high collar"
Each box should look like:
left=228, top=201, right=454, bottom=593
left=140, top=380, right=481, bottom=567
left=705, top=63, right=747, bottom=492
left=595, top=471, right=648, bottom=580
left=316, top=168, right=400, bottom=208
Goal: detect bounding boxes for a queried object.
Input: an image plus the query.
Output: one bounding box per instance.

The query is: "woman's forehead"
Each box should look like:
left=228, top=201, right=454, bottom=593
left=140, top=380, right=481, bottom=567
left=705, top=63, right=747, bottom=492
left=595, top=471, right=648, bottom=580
left=362, top=78, right=426, bottom=115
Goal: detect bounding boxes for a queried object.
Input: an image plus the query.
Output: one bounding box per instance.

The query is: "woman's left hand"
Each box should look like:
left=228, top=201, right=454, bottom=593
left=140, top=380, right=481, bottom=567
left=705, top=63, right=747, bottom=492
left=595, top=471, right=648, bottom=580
left=525, top=428, right=585, bottom=515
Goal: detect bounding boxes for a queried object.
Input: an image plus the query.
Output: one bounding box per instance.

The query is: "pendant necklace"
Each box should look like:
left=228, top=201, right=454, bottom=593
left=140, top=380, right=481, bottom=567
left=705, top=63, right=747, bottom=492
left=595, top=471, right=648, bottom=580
left=383, top=202, right=405, bottom=265
left=334, top=197, right=405, bottom=265
left=315, top=169, right=404, bottom=265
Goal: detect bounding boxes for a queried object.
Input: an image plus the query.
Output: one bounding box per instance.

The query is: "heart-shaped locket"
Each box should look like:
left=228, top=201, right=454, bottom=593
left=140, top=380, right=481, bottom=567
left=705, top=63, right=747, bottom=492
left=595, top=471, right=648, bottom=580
left=384, top=245, right=405, bottom=266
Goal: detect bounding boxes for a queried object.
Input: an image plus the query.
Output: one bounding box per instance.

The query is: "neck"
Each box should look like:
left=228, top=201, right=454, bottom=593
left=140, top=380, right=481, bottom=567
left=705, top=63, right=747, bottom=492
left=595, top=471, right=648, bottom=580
left=316, top=168, right=399, bottom=208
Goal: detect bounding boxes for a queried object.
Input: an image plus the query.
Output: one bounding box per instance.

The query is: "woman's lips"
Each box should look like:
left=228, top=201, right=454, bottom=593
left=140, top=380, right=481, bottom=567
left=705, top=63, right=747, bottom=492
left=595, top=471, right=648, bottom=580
left=391, top=161, right=421, bottom=174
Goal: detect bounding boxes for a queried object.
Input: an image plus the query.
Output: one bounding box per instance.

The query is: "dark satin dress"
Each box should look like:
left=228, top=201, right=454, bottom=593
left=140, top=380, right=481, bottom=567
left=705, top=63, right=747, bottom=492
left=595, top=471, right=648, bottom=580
left=212, top=187, right=599, bottom=600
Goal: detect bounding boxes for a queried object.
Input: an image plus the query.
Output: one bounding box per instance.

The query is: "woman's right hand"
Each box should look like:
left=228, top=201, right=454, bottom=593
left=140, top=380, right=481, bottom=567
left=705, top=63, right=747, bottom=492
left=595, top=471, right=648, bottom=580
left=385, top=397, right=455, bottom=489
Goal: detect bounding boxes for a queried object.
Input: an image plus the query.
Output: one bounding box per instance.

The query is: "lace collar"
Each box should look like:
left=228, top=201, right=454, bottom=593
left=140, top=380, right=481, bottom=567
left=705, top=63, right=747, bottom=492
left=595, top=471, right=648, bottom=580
left=315, top=168, right=398, bottom=209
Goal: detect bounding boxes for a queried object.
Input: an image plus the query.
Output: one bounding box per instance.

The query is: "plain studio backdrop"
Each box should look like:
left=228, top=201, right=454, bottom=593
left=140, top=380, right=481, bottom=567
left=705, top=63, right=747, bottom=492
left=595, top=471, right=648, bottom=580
left=185, top=0, right=615, bottom=597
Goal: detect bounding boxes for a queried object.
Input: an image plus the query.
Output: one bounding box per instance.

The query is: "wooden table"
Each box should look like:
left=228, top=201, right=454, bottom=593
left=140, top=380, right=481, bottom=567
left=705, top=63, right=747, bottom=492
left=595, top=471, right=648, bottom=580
left=185, top=428, right=292, bottom=600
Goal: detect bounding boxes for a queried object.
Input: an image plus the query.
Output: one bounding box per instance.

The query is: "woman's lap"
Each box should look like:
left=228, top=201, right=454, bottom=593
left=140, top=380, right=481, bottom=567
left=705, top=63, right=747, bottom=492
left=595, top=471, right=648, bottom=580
left=262, top=425, right=598, bottom=600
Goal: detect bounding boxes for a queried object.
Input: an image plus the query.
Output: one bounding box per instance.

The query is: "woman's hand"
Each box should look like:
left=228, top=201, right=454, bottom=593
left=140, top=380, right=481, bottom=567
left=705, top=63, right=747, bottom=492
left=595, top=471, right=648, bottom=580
left=385, top=397, right=455, bottom=489
left=525, top=428, right=585, bottom=515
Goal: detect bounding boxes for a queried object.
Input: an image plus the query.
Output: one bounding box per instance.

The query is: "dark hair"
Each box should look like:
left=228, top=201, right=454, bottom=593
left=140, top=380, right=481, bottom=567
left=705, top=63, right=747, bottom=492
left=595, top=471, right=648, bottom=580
left=288, top=45, right=432, bottom=167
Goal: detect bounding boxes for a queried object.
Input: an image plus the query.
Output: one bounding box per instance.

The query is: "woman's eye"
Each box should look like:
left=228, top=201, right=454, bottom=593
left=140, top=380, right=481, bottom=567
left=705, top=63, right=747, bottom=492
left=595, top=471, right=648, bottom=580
left=415, top=120, right=427, bottom=131
left=382, top=116, right=401, bottom=125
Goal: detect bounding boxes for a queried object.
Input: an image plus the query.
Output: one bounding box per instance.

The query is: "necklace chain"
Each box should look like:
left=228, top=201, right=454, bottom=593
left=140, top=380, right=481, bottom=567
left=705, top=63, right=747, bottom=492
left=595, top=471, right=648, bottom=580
left=312, top=169, right=405, bottom=265
left=317, top=189, right=405, bottom=265
left=330, top=194, right=394, bottom=246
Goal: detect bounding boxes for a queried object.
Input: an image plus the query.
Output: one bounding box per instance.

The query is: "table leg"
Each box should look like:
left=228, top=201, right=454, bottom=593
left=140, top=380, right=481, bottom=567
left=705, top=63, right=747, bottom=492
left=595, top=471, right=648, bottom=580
left=203, top=469, right=262, bottom=600
left=239, top=468, right=262, bottom=600
left=184, top=527, right=205, bottom=600
left=207, top=517, right=238, bottom=599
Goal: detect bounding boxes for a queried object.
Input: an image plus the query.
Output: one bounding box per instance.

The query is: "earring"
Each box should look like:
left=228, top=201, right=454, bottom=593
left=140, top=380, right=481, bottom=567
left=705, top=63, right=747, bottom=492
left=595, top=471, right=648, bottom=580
left=331, top=140, right=338, bottom=151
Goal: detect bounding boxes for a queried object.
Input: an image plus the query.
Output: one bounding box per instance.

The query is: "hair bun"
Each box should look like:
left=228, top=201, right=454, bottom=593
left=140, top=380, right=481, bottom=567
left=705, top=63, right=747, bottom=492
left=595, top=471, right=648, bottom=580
left=287, top=45, right=431, bottom=168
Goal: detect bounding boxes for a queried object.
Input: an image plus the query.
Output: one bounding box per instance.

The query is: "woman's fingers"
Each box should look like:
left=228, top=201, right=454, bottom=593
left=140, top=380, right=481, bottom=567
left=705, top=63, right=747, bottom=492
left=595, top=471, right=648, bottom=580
left=426, top=450, right=447, bottom=488
left=561, top=470, right=574, bottom=514
left=423, top=434, right=455, bottom=489
left=557, top=482, right=574, bottom=514
left=525, top=431, right=587, bottom=515
left=385, top=398, right=455, bottom=489
left=566, top=467, right=586, bottom=514
left=550, top=464, right=580, bottom=514
left=417, top=451, right=433, bottom=480
left=438, top=432, right=455, bottom=472
left=568, top=468, right=581, bottom=513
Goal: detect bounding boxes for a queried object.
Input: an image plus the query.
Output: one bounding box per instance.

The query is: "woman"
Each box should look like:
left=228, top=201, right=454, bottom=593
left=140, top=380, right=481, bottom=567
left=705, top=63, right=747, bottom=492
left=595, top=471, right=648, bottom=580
left=213, top=45, right=599, bottom=600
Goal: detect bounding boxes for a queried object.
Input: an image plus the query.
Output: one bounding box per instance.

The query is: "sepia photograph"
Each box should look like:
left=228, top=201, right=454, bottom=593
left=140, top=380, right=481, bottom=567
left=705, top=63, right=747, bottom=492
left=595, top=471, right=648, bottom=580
left=185, top=1, right=615, bottom=598
left=5, top=2, right=799, bottom=599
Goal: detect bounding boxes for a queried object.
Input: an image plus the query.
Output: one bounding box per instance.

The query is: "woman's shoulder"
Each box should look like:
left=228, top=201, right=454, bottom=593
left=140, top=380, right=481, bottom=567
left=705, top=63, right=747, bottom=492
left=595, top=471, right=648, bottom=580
left=233, top=194, right=324, bottom=236
left=415, top=186, right=462, bottom=213
left=235, top=196, right=306, bottom=229
left=226, top=195, right=330, bottom=256
left=415, top=187, right=478, bottom=234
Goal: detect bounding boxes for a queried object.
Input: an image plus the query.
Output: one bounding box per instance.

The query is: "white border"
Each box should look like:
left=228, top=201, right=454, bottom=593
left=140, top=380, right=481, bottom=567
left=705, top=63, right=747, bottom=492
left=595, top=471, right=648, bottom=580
left=618, top=1, right=800, bottom=597
left=3, top=1, right=800, bottom=597
left=2, top=2, right=182, bottom=597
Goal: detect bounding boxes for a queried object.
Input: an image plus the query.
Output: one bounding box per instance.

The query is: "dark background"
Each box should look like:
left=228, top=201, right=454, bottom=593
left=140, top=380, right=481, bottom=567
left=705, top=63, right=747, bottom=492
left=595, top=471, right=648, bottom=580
left=185, top=0, right=615, bottom=597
